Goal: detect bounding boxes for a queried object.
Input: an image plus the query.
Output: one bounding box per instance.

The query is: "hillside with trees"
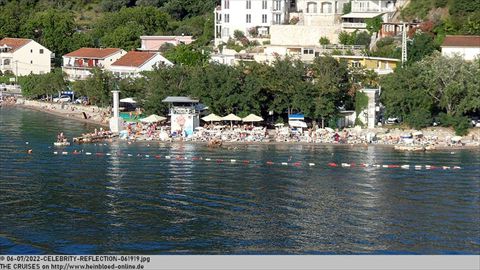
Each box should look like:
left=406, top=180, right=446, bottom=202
left=0, top=0, right=217, bottom=65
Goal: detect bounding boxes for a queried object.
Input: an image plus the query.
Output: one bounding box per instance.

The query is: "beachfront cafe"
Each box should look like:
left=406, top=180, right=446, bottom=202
left=162, top=96, right=200, bottom=137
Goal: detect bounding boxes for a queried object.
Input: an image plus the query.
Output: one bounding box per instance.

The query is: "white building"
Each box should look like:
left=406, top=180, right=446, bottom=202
left=108, top=51, right=173, bottom=78
left=441, top=35, right=480, bottom=61
left=0, top=38, right=52, bottom=76
left=62, top=48, right=126, bottom=81
left=214, top=0, right=290, bottom=45
left=341, top=0, right=400, bottom=31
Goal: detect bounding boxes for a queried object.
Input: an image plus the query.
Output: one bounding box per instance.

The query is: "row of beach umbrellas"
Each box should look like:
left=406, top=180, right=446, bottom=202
left=202, top=113, right=264, bottom=128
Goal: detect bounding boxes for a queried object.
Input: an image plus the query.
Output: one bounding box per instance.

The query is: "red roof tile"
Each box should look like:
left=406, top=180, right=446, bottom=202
left=64, top=48, right=123, bottom=58
left=442, top=35, right=480, bottom=47
left=111, top=51, right=156, bottom=67
left=0, top=38, right=32, bottom=52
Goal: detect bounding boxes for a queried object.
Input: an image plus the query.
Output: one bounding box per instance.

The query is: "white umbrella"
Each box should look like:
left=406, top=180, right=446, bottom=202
left=242, top=114, right=263, bottom=122
left=120, top=97, right=137, bottom=103
left=222, top=113, right=242, bottom=128
left=451, top=136, right=462, bottom=142
left=274, top=123, right=284, bottom=127
left=325, top=127, right=334, bottom=133
left=140, top=114, right=166, bottom=123
left=202, top=113, right=222, bottom=122
left=289, top=120, right=307, bottom=128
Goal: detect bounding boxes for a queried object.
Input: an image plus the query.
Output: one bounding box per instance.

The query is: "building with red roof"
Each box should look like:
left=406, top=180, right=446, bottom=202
left=108, top=51, right=173, bottom=78
left=0, top=38, right=52, bottom=76
left=441, top=35, right=480, bottom=61
left=62, top=47, right=126, bottom=81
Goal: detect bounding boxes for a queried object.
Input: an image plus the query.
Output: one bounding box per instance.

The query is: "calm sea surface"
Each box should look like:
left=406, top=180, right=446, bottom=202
left=1, top=106, right=479, bottom=254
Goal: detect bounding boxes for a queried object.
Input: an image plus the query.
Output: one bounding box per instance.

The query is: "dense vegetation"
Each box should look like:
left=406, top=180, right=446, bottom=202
left=381, top=53, right=480, bottom=135
left=20, top=56, right=379, bottom=127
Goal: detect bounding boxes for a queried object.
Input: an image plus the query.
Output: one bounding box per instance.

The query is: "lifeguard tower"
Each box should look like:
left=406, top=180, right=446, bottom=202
left=162, top=96, right=200, bottom=137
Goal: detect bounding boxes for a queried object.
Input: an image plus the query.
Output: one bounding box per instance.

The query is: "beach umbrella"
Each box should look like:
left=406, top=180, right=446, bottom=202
left=140, top=114, right=166, bottom=123
left=274, top=123, right=284, bottom=127
left=120, top=97, right=137, bottom=103
left=413, top=131, right=423, bottom=137
left=325, top=127, right=334, bottom=133
left=201, top=113, right=222, bottom=123
left=242, top=114, right=263, bottom=123
left=222, top=113, right=242, bottom=128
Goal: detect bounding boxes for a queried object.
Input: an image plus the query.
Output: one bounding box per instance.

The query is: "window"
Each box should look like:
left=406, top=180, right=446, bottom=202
left=30, top=49, right=33, bottom=53
left=303, top=48, right=314, bottom=54
left=274, top=14, right=281, bottom=24
left=262, top=14, right=267, bottom=24
left=307, top=2, right=318, bottom=13
left=274, top=0, right=281, bottom=10
left=321, top=2, right=332, bottom=13
left=246, top=0, right=251, bottom=9
left=30, top=60, right=33, bottom=64
left=4, top=59, right=10, bottom=65
left=39, top=49, right=44, bottom=54
left=262, top=0, right=267, bottom=9
left=246, top=14, right=251, bottom=23
left=224, top=0, right=229, bottom=9
left=224, top=14, right=230, bottom=23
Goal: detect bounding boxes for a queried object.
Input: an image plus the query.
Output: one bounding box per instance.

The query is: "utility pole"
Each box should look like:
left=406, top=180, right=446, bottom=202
left=401, top=22, right=407, bottom=65
left=15, top=60, right=18, bottom=84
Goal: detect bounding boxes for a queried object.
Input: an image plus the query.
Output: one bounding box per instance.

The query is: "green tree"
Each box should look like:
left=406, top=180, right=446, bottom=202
left=407, top=32, right=438, bottom=64
left=365, top=16, right=382, bottom=34
left=319, top=37, right=330, bottom=45
left=100, top=21, right=144, bottom=50
left=163, top=44, right=208, bottom=66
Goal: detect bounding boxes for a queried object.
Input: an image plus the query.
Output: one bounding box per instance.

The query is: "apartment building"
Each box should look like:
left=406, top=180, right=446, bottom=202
left=214, top=0, right=290, bottom=45
left=341, top=0, right=401, bottom=31
left=0, top=38, right=52, bottom=76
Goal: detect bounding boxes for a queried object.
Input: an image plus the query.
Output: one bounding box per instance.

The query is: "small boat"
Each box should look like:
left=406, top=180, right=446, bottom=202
left=394, top=145, right=425, bottom=152
left=54, top=141, right=70, bottom=147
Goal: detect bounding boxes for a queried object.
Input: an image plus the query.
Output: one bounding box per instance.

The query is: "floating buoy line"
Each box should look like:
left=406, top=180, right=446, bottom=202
left=39, top=150, right=464, bottom=171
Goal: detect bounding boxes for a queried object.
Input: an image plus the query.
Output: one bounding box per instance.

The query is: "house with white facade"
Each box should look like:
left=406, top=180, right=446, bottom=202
left=139, top=36, right=194, bottom=52
left=214, top=0, right=290, bottom=45
left=62, top=48, right=126, bottom=81
left=0, top=38, right=52, bottom=76
left=341, top=0, right=401, bottom=31
left=108, top=51, right=173, bottom=78
left=441, top=35, right=480, bottom=61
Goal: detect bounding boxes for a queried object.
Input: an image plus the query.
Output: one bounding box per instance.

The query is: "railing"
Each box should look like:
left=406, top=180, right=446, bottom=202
left=320, top=44, right=366, bottom=50
left=342, top=22, right=367, bottom=28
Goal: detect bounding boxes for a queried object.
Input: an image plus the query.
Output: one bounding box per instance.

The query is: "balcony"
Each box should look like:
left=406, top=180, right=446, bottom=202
left=342, top=22, right=367, bottom=28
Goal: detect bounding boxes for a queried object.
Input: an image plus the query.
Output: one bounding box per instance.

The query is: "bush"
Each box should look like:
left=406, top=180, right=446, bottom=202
left=404, top=108, right=432, bottom=129
left=234, top=30, right=245, bottom=40
left=262, top=40, right=271, bottom=45
left=319, top=37, right=330, bottom=45
left=290, top=17, right=299, bottom=25
left=248, top=27, right=258, bottom=38
left=439, top=113, right=470, bottom=136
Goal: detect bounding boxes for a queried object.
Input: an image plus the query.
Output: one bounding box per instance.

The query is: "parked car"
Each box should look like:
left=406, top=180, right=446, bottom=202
left=53, top=95, right=71, bottom=103
left=74, top=96, right=88, bottom=104
left=471, top=118, right=480, bottom=128
left=386, top=117, right=400, bottom=125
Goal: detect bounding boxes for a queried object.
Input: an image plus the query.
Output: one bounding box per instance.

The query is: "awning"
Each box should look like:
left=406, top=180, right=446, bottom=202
left=341, top=12, right=383, bottom=19
left=162, top=96, right=199, bottom=103
left=289, top=120, right=307, bottom=128
left=288, top=113, right=304, bottom=120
